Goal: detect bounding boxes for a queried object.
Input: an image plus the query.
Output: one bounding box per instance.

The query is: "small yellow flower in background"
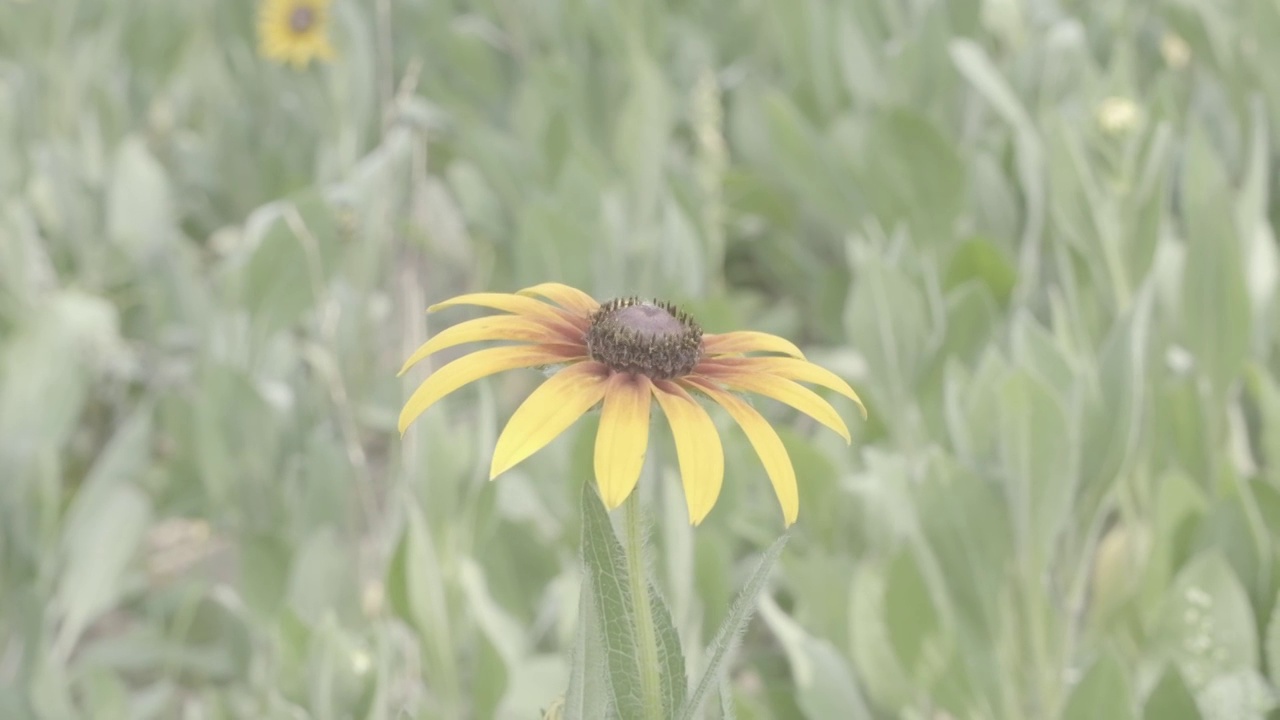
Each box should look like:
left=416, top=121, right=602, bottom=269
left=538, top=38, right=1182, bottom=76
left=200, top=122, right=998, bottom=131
left=1096, top=96, right=1142, bottom=136
left=398, top=283, right=866, bottom=526
left=1161, top=32, right=1191, bottom=69
left=257, top=0, right=335, bottom=69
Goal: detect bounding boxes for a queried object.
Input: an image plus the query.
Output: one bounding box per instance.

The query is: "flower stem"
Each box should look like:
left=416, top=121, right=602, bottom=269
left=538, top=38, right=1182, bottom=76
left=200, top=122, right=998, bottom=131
left=623, top=493, right=664, bottom=720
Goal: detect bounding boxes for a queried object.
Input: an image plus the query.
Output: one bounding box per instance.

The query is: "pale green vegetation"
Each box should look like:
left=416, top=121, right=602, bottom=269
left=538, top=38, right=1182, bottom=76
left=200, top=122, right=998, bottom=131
left=3, top=0, right=1280, bottom=718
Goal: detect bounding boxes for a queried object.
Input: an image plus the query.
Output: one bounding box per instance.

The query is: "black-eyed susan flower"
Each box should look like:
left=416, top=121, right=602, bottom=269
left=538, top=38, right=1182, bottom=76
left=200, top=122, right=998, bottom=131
left=257, top=0, right=335, bottom=69
left=398, top=283, right=866, bottom=526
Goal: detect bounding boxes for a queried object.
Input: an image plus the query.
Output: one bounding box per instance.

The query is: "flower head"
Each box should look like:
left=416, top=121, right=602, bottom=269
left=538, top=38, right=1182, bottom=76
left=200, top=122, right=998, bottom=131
left=257, top=0, right=335, bottom=69
left=1096, top=96, right=1142, bottom=136
left=398, top=283, right=866, bottom=526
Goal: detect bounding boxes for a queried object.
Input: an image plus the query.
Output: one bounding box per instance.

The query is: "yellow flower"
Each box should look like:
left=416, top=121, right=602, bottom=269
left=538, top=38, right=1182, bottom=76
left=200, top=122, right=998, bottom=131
left=398, top=283, right=866, bottom=526
left=1096, top=96, right=1142, bottom=136
left=257, top=0, right=335, bottom=69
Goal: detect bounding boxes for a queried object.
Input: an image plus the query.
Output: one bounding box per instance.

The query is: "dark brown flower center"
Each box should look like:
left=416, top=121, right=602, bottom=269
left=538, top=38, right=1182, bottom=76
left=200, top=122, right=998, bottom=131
left=289, top=6, right=316, bottom=33
left=586, top=298, right=703, bottom=379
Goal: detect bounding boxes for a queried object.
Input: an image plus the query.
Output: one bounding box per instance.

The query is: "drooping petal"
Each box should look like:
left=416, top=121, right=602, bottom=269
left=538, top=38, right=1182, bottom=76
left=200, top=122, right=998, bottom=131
left=428, top=292, right=585, bottom=332
left=701, top=331, right=806, bottom=359
left=697, top=370, right=851, bottom=443
left=696, top=356, right=867, bottom=419
left=683, top=377, right=799, bottom=526
left=594, top=373, right=653, bottom=510
left=489, top=362, right=610, bottom=478
left=517, top=282, right=601, bottom=317
left=399, top=344, right=586, bottom=435
left=652, top=380, right=724, bottom=525
left=398, top=315, right=583, bottom=376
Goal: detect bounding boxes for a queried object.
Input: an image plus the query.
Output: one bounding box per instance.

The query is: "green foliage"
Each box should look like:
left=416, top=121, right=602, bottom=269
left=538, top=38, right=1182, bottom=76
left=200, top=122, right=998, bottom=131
left=5, top=0, right=1280, bottom=718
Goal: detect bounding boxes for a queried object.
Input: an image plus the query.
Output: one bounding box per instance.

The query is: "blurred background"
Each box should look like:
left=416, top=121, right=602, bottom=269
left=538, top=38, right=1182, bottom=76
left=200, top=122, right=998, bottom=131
left=2, top=0, right=1280, bottom=718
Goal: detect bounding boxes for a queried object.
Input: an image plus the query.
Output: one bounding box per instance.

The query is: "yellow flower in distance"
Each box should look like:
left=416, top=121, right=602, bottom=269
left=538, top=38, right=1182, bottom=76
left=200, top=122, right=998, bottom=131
left=398, top=283, right=866, bottom=526
left=257, top=0, right=335, bottom=69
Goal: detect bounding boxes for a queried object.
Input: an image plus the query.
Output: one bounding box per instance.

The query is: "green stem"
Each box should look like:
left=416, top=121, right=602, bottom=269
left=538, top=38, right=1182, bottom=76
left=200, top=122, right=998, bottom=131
left=624, top=493, right=664, bottom=720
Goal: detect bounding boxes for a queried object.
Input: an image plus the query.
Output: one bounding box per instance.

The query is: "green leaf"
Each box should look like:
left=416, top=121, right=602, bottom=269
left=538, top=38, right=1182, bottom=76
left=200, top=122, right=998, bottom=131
left=847, top=559, right=909, bottom=709
left=944, top=236, right=1017, bottom=307
left=286, top=528, right=357, bottom=625
left=1178, top=124, right=1251, bottom=400
left=1153, top=551, right=1258, bottom=689
left=53, top=483, right=153, bottom=660
left=1061, top=651, right=1135, bottom=720
left=1142, top=666, right=1203, bottom=720
left=1237, top=98, right=1277, bottom=330
left=659, top=465, right=696, bottom=650
left=1010, top=311, right=1077, bottom=392
left=944, top=349, right=1012, bottom=463
left=678, top=532, right=790, bottom=720
left=1043, top=118, right=1101, bottom=261
left=564, top=570, right=614, bottom=720
left=239, top=534, right=291, bottom=618
left=235, top=190, right=342, bottom=334
left=938, top=281, right=1000, bottom=367
left=473, top=623, right=510, bottom=720
left=1140, top=470, right=1208, bottom=611
left=1244, top=363, right=1280, bottom=486
left=998, top=368, right=1077, bottom=570
left=1197, top=671, right=1277, bottom=720
left=386, top=503, right=439, bottom=635
left=1191, top=491, right=1272, bottom=617
left=78, top=402, right=153, bottom=490
left=28, top=654, right=77, bottom=720
left=948, top=38, right=1045, bottom=307
left=1079, top=286, right=1153, bottom=513
left=883, top=548, right=945, bottom=683
left=580, top=484, right=647, bottom=720
left=384, top=499, right=460, bottom=714
left=107, top=135, right=173, bottom=258
left=459, top=558, right=527, bottom=664
left=915, top=455, right=1012, bottom=637
left=0, top=685, right=33, bottom=720
left=862, top=107, right=965, bottom=245
left=1156, top=376, right=1214, bottom=488
left=758, top=594, right=874, bottom=720
left=0, top=291, right=118, bottom=467
left=834, top=2, right=886, bottom=102
left=755, top=87, right=862, bottom=228
left=1265, top=588, right=1280, bottom=688
left=649, top=584, right=688, bottom=715
left=844, top=243, right=933, bottom=404
left=613, top=54, right=671, bottom=221
left=191, top=363, right=282, bottom=506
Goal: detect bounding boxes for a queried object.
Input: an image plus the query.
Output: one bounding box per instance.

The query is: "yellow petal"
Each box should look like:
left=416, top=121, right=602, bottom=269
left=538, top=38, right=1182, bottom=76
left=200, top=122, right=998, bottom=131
left=698, top=357, right=867, bottom=419
left=490, top=362, right=610, bottom=478
left=698, top=370, right=851, bottom=443
left=428, top=292, right=585, bottom=331
left=517, top=282, right=601, bottom=317
left=399, top=345, right=585, bottom=435
left=594, top=373, right=653, bottom=510
left=652, top=380, right=724, bottom=525
left=684, top=377, right=799, bottom=526
left=397, top=315, right=578, bottom=376
left=702, top=331, right=806, bottom=359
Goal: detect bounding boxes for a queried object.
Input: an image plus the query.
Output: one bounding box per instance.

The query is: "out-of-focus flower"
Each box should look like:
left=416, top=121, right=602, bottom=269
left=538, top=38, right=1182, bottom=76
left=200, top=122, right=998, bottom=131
left=1161, top=32, right=1191, bottom=69
left=1097, top=96, right=1143, bottom=135
left=257, top=0, right=335, bottom=69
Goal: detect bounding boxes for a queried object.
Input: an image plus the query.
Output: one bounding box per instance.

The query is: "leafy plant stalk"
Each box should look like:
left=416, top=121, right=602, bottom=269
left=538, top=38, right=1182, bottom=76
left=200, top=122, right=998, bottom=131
left=623, top=494, right=665, bottom=720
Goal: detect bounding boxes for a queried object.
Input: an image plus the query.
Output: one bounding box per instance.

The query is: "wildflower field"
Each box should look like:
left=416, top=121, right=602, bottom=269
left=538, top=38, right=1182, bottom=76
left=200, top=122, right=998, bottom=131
left=4, top=0, right=1280, bottom=718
